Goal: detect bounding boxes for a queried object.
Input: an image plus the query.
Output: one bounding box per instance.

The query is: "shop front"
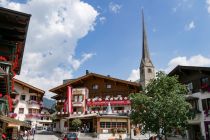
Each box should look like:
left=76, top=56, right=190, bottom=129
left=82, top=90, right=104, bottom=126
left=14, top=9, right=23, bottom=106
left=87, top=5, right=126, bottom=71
left=97, top=116, right=130, bottom=140
left=0, top=115, right=30, bottom=139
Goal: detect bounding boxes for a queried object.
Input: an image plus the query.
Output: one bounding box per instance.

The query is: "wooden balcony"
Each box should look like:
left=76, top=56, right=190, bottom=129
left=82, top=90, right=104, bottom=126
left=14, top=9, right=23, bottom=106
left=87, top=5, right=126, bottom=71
left=25, top=113, right=41, bottom=119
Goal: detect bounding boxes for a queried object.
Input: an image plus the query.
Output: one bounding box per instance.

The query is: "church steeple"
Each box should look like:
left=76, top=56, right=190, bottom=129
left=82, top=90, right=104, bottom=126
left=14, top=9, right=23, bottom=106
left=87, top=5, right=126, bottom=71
left=140, top=10, right=155, bottom=88
left=141, top=10, right=153, bottom=67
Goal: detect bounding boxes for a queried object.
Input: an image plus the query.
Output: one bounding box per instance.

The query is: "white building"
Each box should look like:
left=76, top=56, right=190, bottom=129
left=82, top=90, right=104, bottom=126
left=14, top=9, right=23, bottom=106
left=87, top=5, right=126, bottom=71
left=11, top=79, right=45, bottom=129
left=37, top=107, right=53, bottom=130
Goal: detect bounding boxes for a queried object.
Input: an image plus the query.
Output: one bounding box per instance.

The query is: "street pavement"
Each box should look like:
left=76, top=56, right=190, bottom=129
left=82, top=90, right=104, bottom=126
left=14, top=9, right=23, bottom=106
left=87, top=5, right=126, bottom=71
left=34, top=131, right=60, bottom=140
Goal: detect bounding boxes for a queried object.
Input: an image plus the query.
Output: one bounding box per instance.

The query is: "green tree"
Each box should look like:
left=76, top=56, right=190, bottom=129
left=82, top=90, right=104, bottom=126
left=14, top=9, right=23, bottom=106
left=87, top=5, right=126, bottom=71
left=71, top=118, right=82, bottom=131
left=130, top=72, right=191, bottom=139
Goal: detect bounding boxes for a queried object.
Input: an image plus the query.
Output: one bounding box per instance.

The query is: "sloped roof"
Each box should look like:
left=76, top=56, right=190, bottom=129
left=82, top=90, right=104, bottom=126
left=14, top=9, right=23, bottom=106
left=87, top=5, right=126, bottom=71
left=0, top=7, right=31, bottom=74
left=14, top=78, right=45, bottom=94
left=168, top=65, right=210, bottom=76
left=49, top=72, right=140, bottom=94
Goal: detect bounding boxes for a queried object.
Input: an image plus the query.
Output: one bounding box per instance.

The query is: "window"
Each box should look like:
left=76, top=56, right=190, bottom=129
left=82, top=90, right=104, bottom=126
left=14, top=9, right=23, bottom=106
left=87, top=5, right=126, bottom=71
left=114, top=107, right=124, bottom=110
left=28, top=109, right=32, bottom=114
left=74, top=96, right=78, bottom=102
left=30, top=95, right=37, bottom=101
left=20, top=95, right=26, bottom=101
left=201, top=77, right=209, bottom=85
left=187, top=82, right=193, bottom=92
left=78, top=95, right=83, bottom=102
left=202, top=98, right=210, bottom=111
left=100, top=122, right=127, bottom=128
left=92, top=84, right=99, bottom=90
left=111, top=122, right=117, bottom=128
left=122, top=122, right=127, bottom=128
left=106, top=122, right=111, bottom=128
left=100, top=122, right=105, bottom=128
left=19, top=108, right=24, bottom=114
left=148, top=68, right=152, bottom=73
left=106, top=84, right=112, bottom=89
left=117, top=122, right=122, bottom=128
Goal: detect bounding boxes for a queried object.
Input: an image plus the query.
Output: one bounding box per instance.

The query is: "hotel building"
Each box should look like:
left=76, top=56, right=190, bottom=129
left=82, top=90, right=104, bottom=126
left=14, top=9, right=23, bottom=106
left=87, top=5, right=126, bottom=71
left=50, top=72, right=140, bottom=139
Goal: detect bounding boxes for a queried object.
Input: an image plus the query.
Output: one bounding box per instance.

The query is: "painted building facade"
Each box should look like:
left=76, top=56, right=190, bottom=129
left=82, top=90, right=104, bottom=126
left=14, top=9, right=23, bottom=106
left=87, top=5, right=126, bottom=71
left=50, top=72, right=140, bottom=139
left=37, top=107, right=53, bottom=130
left=12, top=79, right=45, bottom=129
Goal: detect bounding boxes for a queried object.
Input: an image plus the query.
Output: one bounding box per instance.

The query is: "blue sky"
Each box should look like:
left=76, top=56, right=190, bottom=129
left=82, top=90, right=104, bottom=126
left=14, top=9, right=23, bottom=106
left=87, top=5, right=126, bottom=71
left=74, top=0, right=210, bottom=79
left=1, top=0, right=210, bottom=97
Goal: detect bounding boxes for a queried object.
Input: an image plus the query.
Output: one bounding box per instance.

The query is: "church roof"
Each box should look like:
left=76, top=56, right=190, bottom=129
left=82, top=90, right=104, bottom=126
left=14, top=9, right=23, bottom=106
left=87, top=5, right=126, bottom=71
left=140, top=10, right=153, bottom=67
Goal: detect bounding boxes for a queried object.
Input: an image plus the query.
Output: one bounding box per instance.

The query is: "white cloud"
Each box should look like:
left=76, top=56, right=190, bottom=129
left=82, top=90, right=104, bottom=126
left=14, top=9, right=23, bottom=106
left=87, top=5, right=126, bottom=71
left=99, top=16, right=106, bottom=24
left=207, top=0, right=210, bottom=13
left=165, top=55, right=210, bottom=73
left=0, top=0, right=98, bottom=98
left=172, top=0, right=193, bottom=13
left=68, top=53, right=95, bottom=70
left=109, top=2, right=122, bottom=14
left=127, top=69, right=140, bottom=82
left=185, top=21, right=195, bottom=31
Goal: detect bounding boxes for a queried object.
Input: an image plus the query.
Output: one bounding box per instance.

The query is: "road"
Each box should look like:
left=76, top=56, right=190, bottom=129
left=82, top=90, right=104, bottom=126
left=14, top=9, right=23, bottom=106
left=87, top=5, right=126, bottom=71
left=34, top=131, right=60, bottom=140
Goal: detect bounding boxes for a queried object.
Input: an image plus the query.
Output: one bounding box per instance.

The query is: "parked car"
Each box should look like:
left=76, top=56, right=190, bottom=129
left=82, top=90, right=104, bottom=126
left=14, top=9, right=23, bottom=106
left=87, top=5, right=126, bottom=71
left=62, top=132, right=78, bottom=140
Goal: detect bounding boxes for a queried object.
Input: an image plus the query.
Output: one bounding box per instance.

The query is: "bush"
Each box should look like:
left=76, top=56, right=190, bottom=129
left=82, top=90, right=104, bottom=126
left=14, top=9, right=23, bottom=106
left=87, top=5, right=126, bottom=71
left=71, top=119, right=82, bottom=130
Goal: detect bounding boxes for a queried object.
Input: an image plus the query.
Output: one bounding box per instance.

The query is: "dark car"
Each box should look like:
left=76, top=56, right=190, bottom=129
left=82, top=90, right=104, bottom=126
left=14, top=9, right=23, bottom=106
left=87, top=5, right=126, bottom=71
left=63, top=132, right=78, bottom=140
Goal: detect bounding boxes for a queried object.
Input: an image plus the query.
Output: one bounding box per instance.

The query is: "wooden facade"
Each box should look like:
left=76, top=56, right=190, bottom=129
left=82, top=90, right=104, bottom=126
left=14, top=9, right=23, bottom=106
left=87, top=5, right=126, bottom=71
left=0, top=7, right=31, bottom=139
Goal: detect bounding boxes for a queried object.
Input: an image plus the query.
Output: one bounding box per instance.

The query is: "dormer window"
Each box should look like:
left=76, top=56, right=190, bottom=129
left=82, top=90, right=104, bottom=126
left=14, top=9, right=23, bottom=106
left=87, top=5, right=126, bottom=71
left=92, top=84, right=99, bottom=90
left=106, top=84, right=112, bottom=89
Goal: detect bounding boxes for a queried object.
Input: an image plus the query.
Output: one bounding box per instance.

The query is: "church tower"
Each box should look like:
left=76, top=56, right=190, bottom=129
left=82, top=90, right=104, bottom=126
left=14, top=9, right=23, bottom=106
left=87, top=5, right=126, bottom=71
left=140, top=10, right=155, bottom=88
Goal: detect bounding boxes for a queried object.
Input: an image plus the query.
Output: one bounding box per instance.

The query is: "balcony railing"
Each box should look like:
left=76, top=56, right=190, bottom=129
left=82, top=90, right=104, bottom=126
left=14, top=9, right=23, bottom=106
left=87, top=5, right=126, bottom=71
left=8, top=113, right=17, bottom=118
left=25, top=114, right=41, bottom=119
left=86, top=97, right=130, bottom=106
left=27, top=100, right=42, bottom=105
left=57, top=111, right=69, bottom=117
left=86, top=110, right=130, bottom=114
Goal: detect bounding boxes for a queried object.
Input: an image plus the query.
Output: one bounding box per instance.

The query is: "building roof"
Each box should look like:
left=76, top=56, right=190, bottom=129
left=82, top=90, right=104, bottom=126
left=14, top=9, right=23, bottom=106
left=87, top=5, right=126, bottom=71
left=49, top=72, right=140, bottom=94
left=14, top=78, right=45, bottom=94
left=140, top=10, right=153, bottom=67
left=168, top=65, right=210, bottom=76
left=0, top=7, right=31, bottom=74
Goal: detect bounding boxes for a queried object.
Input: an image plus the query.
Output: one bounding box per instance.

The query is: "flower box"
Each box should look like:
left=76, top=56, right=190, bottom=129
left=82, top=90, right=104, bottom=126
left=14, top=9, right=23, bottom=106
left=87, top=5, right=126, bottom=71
left=114, top=97, right=118, bottom=100
left=99, top=111, right=103, bottom=114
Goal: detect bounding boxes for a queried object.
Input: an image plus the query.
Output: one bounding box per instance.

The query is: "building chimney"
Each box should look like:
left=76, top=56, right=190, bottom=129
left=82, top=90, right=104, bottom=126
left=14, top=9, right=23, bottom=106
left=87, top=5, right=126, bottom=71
left=86, top=70, right=89, bottom=75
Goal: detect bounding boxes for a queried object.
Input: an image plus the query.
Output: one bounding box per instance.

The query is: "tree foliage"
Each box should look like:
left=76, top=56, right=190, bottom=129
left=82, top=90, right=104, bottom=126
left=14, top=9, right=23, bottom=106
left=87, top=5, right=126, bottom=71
left=130, top=72, right=191, bottom=137
left=71, top=118, right=82, bottom=130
